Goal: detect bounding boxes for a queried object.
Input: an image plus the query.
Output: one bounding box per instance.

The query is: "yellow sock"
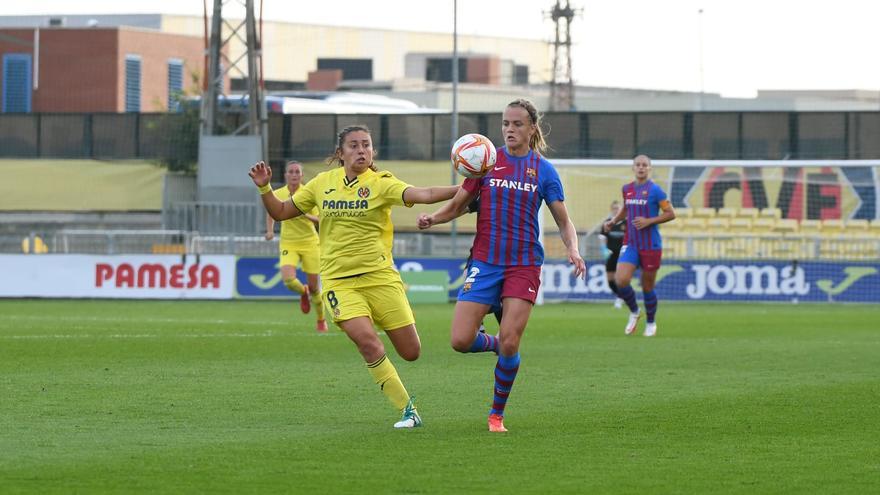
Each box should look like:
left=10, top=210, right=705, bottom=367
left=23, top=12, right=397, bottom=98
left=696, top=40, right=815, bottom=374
left=283, top=277, right=305, bottom=295
left=312, top=289, right=325, bottom=321
left=366, top=354, right=410, bottom=411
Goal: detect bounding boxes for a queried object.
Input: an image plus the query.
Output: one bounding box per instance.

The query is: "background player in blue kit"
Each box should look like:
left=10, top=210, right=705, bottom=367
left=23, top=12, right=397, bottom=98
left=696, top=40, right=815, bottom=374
left=603, top=155, right=675, bottom=337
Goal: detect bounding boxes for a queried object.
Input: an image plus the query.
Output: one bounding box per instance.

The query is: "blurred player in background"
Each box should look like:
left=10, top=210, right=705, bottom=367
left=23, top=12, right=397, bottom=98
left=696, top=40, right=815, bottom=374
left=599, top=200, right=626, bottom=309
left=265, top=161, right=327, bottom=332
left=250, top=125, right=458, bottom=429
left=419, top=98, right=586, bottom=433
left=604, top=155, right=675, bottom=337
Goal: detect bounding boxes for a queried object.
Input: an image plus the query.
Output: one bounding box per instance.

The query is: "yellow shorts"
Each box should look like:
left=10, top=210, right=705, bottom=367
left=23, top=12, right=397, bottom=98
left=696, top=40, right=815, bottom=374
left=322, top=266, right=415, bottom=330
left=279, top=242, right=320, bottom=274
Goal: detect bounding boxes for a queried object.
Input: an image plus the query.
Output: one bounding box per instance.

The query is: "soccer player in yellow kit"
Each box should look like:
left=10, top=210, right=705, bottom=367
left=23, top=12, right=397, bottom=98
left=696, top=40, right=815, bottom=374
left=249, top=125, right=458, bottom=428
left=265, top=161, right=327, bottom=332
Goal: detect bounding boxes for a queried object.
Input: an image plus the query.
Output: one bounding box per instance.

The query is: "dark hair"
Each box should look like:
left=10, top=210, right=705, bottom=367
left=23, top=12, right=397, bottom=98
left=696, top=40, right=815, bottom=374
left=507, top=98, right=548, bottom=154
left=326, top=124, right=378, bottom=171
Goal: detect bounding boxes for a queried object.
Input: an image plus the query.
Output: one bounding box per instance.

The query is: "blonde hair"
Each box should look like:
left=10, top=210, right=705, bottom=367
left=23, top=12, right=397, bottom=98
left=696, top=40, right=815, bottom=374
left=507, top=98, right=548, bottom=154
left=326, top=125, right=378, bottom=171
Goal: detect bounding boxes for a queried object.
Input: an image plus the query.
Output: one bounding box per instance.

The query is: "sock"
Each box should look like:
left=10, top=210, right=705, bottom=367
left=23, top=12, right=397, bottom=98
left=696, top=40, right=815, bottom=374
left=467, top=332, right=499, bottom=353
left=366, top=354, right=410, bottom=411
left=312, top=288, right=325, bottom=321
left=490, top=352, right=520, bottom=417
left=608, top=279, right=619, bottom=297
left=618, top=284, right=640, bottom=313
left=283, top=277, right=306, bottom=295
left=644, top=290, right=658, bottom=323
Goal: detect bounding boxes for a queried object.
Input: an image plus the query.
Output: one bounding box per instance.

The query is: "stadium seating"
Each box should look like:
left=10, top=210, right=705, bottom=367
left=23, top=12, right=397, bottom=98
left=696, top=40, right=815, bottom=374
left=799, top=219, right=822, bottom=237
left=737, top=207, right=760, bottom=219
left=759, top=208, right=782, bottom=220
left=692, top=207, right=716, bottom=219
left=773, top=218, right=799, bottom=234
left=716, top=207, right=738, bottom=219
left=727, top=217, right=753, bottom=233
left=674, top=207, right=693, bottom=218
left=751, top=217, right=776, bottom=234
left=681, top=217, right=707, bottom=232
left=706, top=217, right=730, bottom=230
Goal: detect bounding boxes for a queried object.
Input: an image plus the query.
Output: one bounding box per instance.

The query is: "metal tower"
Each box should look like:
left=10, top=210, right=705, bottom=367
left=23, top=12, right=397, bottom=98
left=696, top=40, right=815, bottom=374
left=201, top=0, right=267, bottom=158
left=546, top=1, right=581, bottom=111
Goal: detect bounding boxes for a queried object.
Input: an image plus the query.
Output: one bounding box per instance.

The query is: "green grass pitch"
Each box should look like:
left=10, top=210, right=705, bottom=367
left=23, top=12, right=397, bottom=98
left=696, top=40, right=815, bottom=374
left=1, top=300, right=878, bottom=494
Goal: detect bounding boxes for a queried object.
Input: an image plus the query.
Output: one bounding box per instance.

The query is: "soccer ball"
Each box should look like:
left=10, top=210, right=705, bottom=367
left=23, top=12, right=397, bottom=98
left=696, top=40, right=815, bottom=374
left=451, top=134, right=497, bottom=179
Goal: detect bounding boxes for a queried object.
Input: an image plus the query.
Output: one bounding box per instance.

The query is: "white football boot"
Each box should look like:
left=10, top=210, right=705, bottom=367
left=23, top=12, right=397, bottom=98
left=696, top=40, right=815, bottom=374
left=625, top=310, right=642, bottom=335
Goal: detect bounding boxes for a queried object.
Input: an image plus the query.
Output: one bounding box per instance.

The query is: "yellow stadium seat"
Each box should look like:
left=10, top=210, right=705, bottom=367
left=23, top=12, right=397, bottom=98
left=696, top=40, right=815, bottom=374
left=770, top=237, right=804, bottom=260
left=737, top=207, right=760, bottom=219
left=716, top=207, right=737, bottom=219
left=759, top=208, right=782, bottom=220
left=821, top=219, right=845, bottom=234
left=728, top=217, right=753, bottom=233
left=675, top=207, right=693, bottom=218
left=799, top=219, right=822, bottom=237
left=663, top=219, right=683, bottom=232
left=693, top=207, right=716, bottom=218
left=869, top=220, right=880, bottom=238
left=751, top=218, right=776, bottom=233
left=844, top=219, right=869, bottom=234
left=773, top=218, right=799, bottom=234
left=681, top=217, right=707, bottom=232
left=706, top=217, right=730, bottom=232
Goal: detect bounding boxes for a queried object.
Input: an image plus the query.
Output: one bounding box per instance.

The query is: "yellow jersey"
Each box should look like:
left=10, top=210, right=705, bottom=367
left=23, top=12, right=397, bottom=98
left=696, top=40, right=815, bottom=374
left=272, top=185, right=319, bottom=249
left=292, top=167, right=412, bottom=279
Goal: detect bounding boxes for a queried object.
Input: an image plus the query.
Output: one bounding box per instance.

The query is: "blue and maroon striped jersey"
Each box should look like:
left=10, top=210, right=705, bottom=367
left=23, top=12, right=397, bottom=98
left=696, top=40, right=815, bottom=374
left=462, top=148, right=564, bottom=266
left=622, top=180, right=669, bottom=250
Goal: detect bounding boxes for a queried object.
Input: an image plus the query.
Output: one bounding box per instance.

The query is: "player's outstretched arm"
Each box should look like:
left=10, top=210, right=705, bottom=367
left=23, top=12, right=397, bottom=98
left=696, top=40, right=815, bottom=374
left=403, top=185, right=459, bottom=205
left=548, top=200, right=587, bottom=279
left=417, top=187, right=474, bottom=230
left=248, top=161, right=302, bottom=221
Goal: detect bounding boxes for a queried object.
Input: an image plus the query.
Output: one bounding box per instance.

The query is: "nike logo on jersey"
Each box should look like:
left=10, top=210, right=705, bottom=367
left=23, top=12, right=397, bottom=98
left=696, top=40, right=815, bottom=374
left=324, top=188, right=336, bottom=194
left=494, top=166, right=507, bottom=171
left=528, top=287, right=536, bottom=293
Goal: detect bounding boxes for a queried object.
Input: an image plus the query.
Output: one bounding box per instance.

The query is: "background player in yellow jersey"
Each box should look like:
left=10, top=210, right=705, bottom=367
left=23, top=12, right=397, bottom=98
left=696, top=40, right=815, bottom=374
left=265, top=161, right=327, bottom=332
left=249, top=124, right=458, bottom=429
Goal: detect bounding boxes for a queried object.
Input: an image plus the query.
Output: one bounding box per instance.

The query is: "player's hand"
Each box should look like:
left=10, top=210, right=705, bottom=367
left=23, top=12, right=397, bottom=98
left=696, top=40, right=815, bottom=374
left=602, top=220, right=612, bottom=233
left=264, top=231, right=274, bottom=241
left=417, top=213, right=434, bottom=230
left=569, top=248, right=586, bottom=279
left=248, top=161, right=272, bottom=187
left=633, top=216, right=652, bottom=230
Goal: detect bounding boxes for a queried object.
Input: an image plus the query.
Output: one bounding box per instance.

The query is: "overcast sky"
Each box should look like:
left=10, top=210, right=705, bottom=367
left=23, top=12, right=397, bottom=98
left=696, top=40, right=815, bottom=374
left=5, top=0, right=878, bottom=97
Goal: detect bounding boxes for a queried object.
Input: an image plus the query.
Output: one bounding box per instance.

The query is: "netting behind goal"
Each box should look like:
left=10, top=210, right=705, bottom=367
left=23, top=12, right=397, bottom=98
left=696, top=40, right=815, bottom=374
left=538, top=159, right=880, bottom=304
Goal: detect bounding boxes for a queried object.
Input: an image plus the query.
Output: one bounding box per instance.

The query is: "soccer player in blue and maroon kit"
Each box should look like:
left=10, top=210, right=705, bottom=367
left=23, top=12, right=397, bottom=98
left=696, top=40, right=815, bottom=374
left=603, top=154, right=676, bottom=337
left=419, top=99, right=586, bottom=432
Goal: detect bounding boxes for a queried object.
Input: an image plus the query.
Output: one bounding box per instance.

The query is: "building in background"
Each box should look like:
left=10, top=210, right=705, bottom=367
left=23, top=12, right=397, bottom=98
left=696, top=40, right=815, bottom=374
left=1, top=14, right=879, bottom=113
left=0, top=26, right=215, bottom=113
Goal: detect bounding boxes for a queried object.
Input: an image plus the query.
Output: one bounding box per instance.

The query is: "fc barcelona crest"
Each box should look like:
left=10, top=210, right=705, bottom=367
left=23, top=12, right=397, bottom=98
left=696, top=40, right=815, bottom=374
left=642, top=190, right=648, bottom=196
left=526, top=168, right=537, bottom=178
left=357, top=187, right=371, bottom=198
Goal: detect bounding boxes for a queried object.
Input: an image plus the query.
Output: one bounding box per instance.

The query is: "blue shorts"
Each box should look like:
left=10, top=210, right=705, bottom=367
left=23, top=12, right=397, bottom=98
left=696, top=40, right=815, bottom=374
left=617, top=245, right=663, bottom=272
left=457, top=259, right=541, bottom=307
